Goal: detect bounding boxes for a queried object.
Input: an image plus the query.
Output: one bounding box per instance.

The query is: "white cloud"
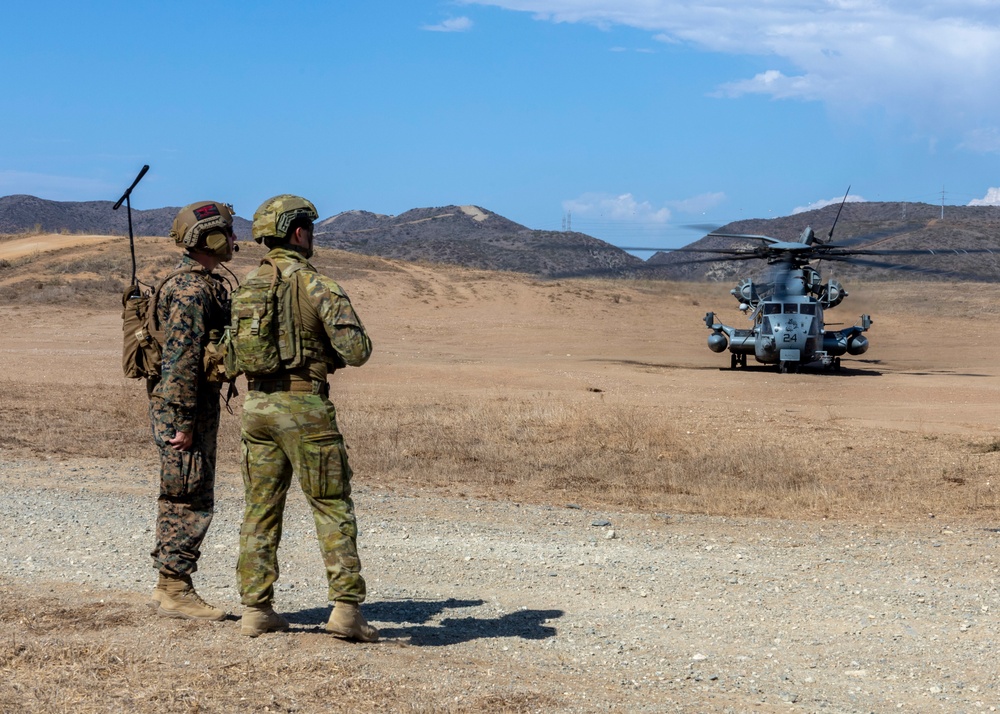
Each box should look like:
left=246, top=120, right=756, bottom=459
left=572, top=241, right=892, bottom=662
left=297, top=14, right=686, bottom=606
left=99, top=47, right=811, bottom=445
left=792, top=193, right=866, bottom=215
left=968, top=188, right=1000, bottom=206
left=563, top=192, right=671, bottom=222
left=666, top=192, right=726, bottom=214
left=422, top=16, right=474, bottom=32
left=459, top=1, right=1000, bottom=142
left=714, top=70, right=823, bottom=102
left=960, top=128, right=1000, bottom=154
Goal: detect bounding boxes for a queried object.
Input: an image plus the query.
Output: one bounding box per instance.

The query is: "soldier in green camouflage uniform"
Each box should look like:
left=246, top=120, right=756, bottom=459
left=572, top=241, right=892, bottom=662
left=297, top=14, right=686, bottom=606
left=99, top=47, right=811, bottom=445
left=148, top=201, right=237, bottom=621
left=236, top=195, right=378, bottom=641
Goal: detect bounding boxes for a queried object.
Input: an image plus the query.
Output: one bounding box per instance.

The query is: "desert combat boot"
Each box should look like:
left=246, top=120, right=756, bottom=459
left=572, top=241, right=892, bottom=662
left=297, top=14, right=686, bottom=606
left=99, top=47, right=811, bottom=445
left=149, top=580, right=166, bottom=609
left=326, top=601, right=379, bottom=642
left=155, top=573, right=226, bottom=621
left=241, top=605, right=290, bottom=637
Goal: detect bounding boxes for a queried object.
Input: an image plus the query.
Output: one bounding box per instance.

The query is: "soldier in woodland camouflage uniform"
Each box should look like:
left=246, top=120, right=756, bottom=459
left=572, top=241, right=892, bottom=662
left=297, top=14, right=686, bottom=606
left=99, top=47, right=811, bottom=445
left=148, top=201, right=237, bottom=621
left=236, top=195, right=377, bottom=641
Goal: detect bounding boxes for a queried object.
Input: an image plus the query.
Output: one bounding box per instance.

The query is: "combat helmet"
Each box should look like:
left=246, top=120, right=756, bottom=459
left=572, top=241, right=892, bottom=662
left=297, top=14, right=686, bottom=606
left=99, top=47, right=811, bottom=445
left=252, top=194, right=318, bottom=243
left=169, top=201, right=236, bottom=260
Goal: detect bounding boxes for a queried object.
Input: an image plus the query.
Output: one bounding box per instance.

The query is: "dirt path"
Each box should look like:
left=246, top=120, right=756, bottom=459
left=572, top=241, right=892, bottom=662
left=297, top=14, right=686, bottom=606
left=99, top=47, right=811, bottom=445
left=0, top=233, right=117, bottom=260
left=1, top=456, right=999, bottom=712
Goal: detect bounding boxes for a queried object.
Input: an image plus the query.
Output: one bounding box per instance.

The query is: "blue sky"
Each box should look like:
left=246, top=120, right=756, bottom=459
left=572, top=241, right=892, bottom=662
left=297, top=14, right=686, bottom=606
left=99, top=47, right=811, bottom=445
left=1, top=1, right=998, bottom=250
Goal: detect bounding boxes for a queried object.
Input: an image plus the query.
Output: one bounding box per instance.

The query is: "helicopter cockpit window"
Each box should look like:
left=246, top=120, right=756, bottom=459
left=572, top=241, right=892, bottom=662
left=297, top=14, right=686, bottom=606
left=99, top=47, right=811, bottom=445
left=783, top=304, right=799, bottom=314
left=763, top=303, right=781, bottom=315
left=799, top=304, right=816, bottom=315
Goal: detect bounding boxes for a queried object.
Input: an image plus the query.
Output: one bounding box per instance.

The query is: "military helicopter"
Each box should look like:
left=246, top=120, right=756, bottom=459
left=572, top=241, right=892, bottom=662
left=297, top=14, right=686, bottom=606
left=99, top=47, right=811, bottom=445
left=555, top=190, right=998, bottom=373
left=659, top=189, right=993, bottom=373
left=701, top=224, right=871, bottom=373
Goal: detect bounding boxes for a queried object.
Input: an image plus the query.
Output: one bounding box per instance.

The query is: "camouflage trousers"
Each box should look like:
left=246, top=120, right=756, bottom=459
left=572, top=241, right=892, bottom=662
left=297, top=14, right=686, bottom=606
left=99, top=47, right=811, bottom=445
left=237, top=391, right=366, bottom=607
left=148, top=391, right=220, bottom=576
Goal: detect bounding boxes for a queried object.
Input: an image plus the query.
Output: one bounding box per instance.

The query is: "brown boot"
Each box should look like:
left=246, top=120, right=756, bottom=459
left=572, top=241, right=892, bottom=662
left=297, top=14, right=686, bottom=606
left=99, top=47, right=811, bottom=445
left=325, top=601, right=378, bottom=642
left=241, top=605, right=290, bottom=638
left=149, top=579, right=166, bottom=610
left=156, top=573, right=226, bottom=622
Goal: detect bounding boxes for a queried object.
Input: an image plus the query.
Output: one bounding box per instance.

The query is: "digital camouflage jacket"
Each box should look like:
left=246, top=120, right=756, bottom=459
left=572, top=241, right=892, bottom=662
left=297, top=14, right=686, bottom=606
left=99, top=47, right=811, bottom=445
left=149, top=254, right=229, bottom=432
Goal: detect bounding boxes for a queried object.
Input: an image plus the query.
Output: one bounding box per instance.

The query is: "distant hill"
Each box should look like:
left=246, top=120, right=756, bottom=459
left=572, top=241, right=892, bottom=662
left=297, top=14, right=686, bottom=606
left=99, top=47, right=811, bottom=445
left=3, top=195, right=999, bottom=280
left=0, top=196, right=638, bottom=278
left=0, top=195, right=252, bottom=238
left=645, top=202, right=1000, bottom=282
left=314, top=204, right=643, bottom=277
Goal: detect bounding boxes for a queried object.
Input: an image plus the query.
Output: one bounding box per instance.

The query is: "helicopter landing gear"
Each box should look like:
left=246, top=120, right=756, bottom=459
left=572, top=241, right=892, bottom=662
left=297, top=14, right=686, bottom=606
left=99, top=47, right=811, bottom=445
left=778, top=360, right=799, bottom=374
left=730, top=353, right=747, bottom=369
left=834, top=357, right=841, bottom=372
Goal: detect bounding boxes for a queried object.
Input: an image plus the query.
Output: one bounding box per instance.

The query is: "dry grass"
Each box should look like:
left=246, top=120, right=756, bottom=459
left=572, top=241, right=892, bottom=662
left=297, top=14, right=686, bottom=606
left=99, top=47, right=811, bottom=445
left=2, top=237, right=998, bottom=522
left=0, top=583, right=557, bottom=714
left=0, top=589, right=542, bottom=714
left=2, top=379, right=997, bottom=521
left=337, top=391, right=1000, bottom=520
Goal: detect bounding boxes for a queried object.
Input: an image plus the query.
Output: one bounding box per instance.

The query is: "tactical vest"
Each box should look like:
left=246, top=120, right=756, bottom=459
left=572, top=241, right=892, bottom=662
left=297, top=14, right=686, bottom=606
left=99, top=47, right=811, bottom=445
left=122, top=268, right=229, bottom=382
left=228, top=257, right=329, bottom=379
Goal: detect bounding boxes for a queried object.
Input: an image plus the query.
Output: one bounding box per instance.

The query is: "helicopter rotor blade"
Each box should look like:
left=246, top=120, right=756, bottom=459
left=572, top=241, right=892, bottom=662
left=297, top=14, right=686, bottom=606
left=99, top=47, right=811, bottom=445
left=826, top=247, right=999, bottom=258
left=614, top=246, right=765, bottom=256
left=707, top=232, right=779, bottom=243
left=648, top=253, right=766, bottom=267
left=823, top=221, right=930, bottom=249
left=678, top=223, right=725, bottom=233
left=819, top=254, right=988, bottom=280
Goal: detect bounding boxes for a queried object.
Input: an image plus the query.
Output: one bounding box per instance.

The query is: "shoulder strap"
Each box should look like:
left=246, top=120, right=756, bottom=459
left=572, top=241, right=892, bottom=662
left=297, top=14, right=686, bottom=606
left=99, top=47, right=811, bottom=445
left=259, top=256, right=305, bottom=283
left=146, top=266, right=209, bottom=342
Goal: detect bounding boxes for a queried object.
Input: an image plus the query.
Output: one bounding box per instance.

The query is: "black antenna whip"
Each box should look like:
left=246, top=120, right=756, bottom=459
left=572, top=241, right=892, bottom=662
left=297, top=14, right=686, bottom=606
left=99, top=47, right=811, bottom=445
left=827, top=185, right=851, bottom=242
left=112, top=164, right=149, bottom=297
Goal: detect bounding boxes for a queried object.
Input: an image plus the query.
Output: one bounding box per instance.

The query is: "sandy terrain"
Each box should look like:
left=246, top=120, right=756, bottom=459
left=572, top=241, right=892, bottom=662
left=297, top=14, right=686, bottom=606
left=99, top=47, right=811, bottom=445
left=0, top=233, right=113, bottom=261
left=0, top=235, right=998, bottom=712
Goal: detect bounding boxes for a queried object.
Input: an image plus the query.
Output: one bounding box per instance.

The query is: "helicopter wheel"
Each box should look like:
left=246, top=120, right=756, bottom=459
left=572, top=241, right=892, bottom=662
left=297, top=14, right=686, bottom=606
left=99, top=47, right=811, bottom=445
left=834, top=357, right=841, bottom=372
left=778, top=361, right=788, bottom=374
left=730, top=354, right=740, bottom=369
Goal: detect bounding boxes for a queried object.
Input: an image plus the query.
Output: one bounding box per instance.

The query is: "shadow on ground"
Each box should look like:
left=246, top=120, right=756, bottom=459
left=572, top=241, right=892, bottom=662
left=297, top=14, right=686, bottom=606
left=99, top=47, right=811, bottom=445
left=287, top=598, right=563, bottom=646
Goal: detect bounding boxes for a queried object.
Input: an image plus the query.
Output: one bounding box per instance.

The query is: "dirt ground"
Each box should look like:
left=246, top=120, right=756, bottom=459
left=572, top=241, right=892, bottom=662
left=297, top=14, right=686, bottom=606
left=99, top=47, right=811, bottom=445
left=0, top=234, right=998, bottom=712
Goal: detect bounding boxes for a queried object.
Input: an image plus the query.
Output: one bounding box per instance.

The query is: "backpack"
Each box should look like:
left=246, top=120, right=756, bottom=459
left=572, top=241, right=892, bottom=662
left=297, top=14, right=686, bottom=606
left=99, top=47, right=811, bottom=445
left=227, top=257, right=304, bottom=378
left=121, top=268, right=229, bottom=383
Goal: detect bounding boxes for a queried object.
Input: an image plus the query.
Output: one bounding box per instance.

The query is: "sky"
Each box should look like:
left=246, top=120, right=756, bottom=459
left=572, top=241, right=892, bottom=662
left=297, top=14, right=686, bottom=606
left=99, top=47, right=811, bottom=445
left=1, top=1, right=998, bottom=251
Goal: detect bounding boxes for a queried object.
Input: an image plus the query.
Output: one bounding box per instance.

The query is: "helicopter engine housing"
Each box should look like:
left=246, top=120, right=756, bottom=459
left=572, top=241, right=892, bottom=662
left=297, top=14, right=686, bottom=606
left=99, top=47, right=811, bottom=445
left=823, top=280, right=846, bottom=308
left=731, top=278, right=756, bottom=305
left=822, top=333, right=848, bottom=356
left=847, top=335, right=869, bottom=355
left=707, top=331, right=728, bottom=353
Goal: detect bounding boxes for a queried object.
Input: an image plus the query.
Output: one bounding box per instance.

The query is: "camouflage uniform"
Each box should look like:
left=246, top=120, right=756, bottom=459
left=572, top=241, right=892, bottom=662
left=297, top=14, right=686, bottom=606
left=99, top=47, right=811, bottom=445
left=148, top=254, right=229, bottom=576
left=237, top=246, right=373, bottom=607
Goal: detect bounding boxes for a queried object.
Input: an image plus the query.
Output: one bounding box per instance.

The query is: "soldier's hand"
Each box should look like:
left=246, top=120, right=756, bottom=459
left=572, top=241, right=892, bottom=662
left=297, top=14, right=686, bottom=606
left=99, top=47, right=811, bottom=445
left=169, top=430, right=193, bottom=451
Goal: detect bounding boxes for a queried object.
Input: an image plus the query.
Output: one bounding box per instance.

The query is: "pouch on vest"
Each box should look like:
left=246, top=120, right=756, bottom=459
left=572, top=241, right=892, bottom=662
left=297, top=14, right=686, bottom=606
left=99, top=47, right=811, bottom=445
left=121, top=288, right=161, bottom=379
left=121, top=268, right=226, bottom=381
left=229, top=257, right=304, bottom=378
left=121, top=270, right=193, bottom=380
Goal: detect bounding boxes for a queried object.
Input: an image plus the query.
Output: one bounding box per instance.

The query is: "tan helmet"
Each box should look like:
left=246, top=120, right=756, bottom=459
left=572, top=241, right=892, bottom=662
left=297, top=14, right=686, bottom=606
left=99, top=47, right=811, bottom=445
left=251, top=194, right=319, bottom=243
left=169, top=201, right=235, bottom=259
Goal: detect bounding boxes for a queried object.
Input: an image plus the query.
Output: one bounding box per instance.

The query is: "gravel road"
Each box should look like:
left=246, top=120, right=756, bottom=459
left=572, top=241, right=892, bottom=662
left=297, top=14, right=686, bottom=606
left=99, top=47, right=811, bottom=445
left=2, top=455, right=999, bottom=712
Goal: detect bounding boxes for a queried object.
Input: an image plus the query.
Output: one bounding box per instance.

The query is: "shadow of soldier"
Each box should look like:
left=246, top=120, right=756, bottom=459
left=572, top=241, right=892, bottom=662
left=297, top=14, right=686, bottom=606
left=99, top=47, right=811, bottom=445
left=285, top=598, right=564, bottom=646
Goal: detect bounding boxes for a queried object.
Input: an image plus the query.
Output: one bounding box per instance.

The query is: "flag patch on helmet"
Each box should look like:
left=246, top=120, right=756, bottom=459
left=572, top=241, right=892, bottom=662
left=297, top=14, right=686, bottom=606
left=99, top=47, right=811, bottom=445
left=194, top=204, right=221, bottom=220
